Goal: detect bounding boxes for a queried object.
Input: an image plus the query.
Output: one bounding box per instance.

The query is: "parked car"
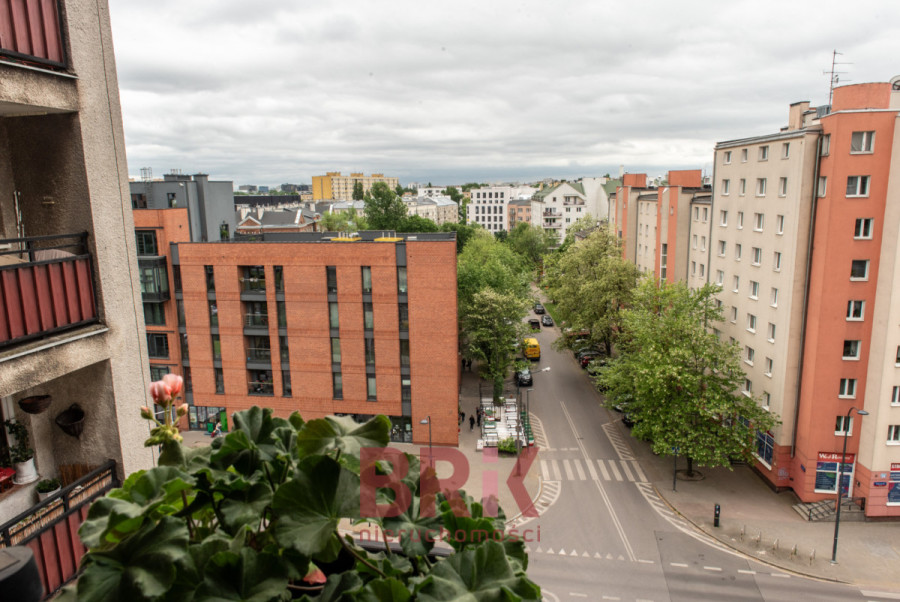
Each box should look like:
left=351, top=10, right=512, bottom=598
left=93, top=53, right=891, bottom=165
left=579, top=352, right=604, bottom=368
left=533, top=303, right=545, bottom=314
left=541, top=315, right=554, bottom=327
left=574, top=347, right=601, bottom=360
left=515, top=368, right=533, bottom=386
left=528, top=318, right=541, bottom=331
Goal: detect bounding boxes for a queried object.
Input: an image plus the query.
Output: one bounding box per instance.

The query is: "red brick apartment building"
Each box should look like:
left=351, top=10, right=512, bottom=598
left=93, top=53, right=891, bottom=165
left=139, top=218, right=459, bottom=446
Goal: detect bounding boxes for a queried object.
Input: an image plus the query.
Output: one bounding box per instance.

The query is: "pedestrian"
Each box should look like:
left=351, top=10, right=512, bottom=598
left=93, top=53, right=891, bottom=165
left=469, top=415, right=475, bottom=431
left=476, top=411, right=482, bottom=427
left=460, top=411, right=465, bottom=424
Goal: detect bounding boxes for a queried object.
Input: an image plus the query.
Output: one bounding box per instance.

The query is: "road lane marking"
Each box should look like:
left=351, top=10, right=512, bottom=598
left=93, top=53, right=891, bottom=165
left=619, top=460, right=635, bottom=481
left=560, top=401, right=636, bottom=561
left=638, top=559, right=654, bottom=564
left=861, top=591, right=900, bottom=600
left=585, top=457, right=598, bottom=480
left=670, top=562, right=689, bottom=568
left=569, top=594, right=587, bottom=598
left=630, top=461, right=647, bottom=482
left=563, top=459, right=574, bottom=480
left=601, top=597, right=620, bottom=600
left=551, top=460, right=562, bottom=481
left=770, top=573, right=790, bottom=579
left=558, top=548, right=567, bottom=555
left=738, top=569, right=756, bottom=575
left=703, top=566, right=722, bottom=571
left=573, top=459, right=586, bottom=480
left=541, top=460, right=550, bottom=480
left=608, top=459, right=623, bottom=481
left=597, top=459, right=610, bottom=480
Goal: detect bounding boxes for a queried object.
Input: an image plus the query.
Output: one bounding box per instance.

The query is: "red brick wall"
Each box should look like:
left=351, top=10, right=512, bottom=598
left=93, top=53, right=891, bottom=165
left=667, top=170, right=702, bottom=188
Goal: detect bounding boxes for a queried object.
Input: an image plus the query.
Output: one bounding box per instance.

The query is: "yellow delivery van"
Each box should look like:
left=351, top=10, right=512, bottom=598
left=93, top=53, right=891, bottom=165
left=523, top=337, right=541, bottom=360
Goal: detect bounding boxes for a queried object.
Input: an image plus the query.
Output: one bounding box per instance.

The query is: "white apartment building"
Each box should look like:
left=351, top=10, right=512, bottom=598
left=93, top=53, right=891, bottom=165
left=467, top=186, right=537, bottom=233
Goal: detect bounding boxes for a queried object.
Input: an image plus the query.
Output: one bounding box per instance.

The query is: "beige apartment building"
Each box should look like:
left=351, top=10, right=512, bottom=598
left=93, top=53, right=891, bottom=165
left=0, top=0, right=154, bottom=533
left=403, top=195, right=459, bottom=226
left=312, top=172, right=400, bottom=201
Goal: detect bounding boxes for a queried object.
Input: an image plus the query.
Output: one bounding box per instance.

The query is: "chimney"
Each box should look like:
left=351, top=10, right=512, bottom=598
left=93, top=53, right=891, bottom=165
left=788, top=101, right=810, bottom=130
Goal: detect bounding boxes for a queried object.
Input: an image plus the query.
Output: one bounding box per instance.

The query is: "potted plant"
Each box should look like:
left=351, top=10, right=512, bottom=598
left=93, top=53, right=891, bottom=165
left=59, top=373, right=541, bottom=600
left=3, top=419, right=38, bottom=485
left=36, top=478, right=61, bottom=501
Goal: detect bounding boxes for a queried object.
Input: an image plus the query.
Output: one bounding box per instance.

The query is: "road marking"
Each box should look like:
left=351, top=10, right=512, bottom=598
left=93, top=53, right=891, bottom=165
left=560, top=400, right=636, bottom=561
left=703, top=566, right=722, bottom=572
left=630, top=461, right=647, bottom=482
left=861, top=591, right=900, bottom=600
left=570, top=550, right=578, bottom=556
left=558, top=548, right=567, bottom=555
left=597, top=459, right=610, bottom=480
left=551, top=460, right=562, bottom=481
left=619, top=460, right=635, bottom=481
left=608, top=459, right=623, bottom=481
left=638, top=559, right=654, bottom=564
left=569, top=594, right=587, bottom=598
left=585, top=457, right=598, bottom=480
left=573, top=459, right=586, bottom=480
left=670, top=562, right=689, bottom=568
left=540, top=460, right=550, bottom=480
left=563, top=459, right=575, bottom=480
left=601, top=597, right=620, bottom=600
left=770, top=573, right=790, bottom=579
left=738, top=569, right=756, bottom=575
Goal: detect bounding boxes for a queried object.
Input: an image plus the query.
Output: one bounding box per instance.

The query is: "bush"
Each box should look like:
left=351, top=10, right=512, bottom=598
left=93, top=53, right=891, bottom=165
left=36, top=478, right=60, bottom=493
left=497, top=437, right=518, bottom=455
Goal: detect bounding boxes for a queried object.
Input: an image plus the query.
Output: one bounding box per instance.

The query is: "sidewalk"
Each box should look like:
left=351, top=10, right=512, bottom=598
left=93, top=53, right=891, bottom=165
left=626, top=421, right=900, bottom=590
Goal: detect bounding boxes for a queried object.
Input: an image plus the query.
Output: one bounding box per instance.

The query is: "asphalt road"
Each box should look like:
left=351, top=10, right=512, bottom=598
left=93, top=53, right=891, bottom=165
left=517, top=322, right=886, bottom=602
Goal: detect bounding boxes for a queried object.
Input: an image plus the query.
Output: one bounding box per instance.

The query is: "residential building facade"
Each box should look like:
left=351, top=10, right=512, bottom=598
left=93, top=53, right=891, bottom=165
left=130, top=173, right=236, bottom=243
left=312, top=172, right=400, bottom=201
left=467, top=185, right=537, bottom=234
left=403, top=195, right=459, bottom=226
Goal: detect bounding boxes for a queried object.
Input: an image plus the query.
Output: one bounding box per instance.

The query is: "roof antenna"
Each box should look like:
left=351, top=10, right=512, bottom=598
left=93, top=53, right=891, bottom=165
left=824, top=50, right=852, bottom=106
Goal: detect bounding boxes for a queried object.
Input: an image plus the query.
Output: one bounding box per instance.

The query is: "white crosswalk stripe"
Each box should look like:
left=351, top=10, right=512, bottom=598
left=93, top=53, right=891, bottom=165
left=563, top=459, right=574, bottom=480
left=608, top=459, right=623, bottom=481
left=540, top=458, right=647, bottom=482
left=597, top=459, right=610, bottom=480
left=573, top=459, right=586, bottom=480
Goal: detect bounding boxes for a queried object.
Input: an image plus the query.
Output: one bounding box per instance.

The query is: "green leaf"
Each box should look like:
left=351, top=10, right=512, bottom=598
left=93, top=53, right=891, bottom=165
left=415, top=540, right=541, bottom=601
left=78, top=516, right=191, bottom=602
left=195, top=548, right=289, bottom=601
left=79, top=497, right=146, bottom=548
left=288, top=411, right=305, bottom=432
left=219, top=481, right=273, bottom=532
left=382, top=490, right=441, bottom=558
left=314, top=571, right=364, bottom=602
left=296, top=415, right=390, bottom=458
left=355, top=577, right=412, bottom=602
left=271, top=456, right=360, bottom=556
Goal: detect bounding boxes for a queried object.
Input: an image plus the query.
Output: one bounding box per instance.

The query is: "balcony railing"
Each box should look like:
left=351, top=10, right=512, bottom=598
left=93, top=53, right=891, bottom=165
left=543, top=210, right=562, bottom=217
left=0, top=232, right=99, bottom=350
left=0, top=0, right=66, bottom=68
left=543, top=222, right=562, bottom=229
left=246, top=347, right=272, bottom=362
left=0, top=460, right=118, bottom=599
left=244, top=313, right=269, bottom=328
left=249, top=380, right=274, bottom=395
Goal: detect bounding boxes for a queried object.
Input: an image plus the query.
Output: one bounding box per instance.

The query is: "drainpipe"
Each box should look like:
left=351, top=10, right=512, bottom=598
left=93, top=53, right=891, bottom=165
left=791, top=134, right=823, bottom=458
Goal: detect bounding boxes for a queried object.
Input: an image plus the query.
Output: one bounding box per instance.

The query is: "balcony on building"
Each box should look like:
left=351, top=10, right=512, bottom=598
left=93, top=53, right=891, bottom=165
left=562, top=196, right=584, bottom=206
left=239, top=265, right=267, bottom=300
left=543, top=221, right=562, bottom=229
left=0, top=0, right=66, bottom=70
left=138, top=256, right=170, bottom=302
left=543, top=209, right=562, bottom=217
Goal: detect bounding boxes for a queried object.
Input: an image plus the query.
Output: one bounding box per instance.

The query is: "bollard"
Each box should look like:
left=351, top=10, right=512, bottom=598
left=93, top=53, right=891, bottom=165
left=714, top=503, right=721, bottom=528
left=740, top=525, right=745, bottom=542
left=790, top=544, right=798, bottom=560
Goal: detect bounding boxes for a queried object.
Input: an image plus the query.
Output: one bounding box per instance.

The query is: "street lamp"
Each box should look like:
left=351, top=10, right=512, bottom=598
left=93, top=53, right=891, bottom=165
left=831, top=406, right=868, bottom=564
left=419, top=416, right=432, bottom=468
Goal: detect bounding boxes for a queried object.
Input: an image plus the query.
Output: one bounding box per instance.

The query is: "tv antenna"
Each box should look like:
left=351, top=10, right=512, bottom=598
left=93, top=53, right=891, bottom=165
left=824, top=50, right=852, bottom=105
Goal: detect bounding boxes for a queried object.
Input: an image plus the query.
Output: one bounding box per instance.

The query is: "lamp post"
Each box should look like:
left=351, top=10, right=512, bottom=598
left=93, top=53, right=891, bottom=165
left=831, top=406, right=868, bottom=564
left=419, top=417, right=432, bottom=468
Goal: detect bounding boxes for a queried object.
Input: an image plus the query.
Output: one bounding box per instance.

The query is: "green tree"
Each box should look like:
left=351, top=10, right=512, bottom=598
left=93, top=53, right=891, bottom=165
left=544, top=228, right=640, bottom=354
left=462, top=288, right=530, bottom=401
left=320, top=210, right=349, bottom=232
left=506, top=222, right=556, bottom=268
left=443, top=186, right=463, bottom=204
left=397, top=214, right=439, bottom=232
left=598, top=279, right=779, bottom=475
left=352, top=180, right=364, bottom=201
left=440, top=222, right=478, bottom=253
left=456, top=230, right=529, bottom=317
left=395, top=184, right=405, bottom=197
left=365, top=182, right=407, bottom=230
left=557, top=213, right=598, bottom=251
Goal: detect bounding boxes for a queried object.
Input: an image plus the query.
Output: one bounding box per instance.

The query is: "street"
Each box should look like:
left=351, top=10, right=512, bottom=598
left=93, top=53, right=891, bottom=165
left=516, top=323, right=887, bottom=601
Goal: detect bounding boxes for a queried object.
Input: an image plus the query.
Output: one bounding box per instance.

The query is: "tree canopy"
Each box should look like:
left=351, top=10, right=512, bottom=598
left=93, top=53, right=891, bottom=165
left=352, top=180, right=364, bottom=201
left=397, top=214, right=439, bottom=233
left=364, top=182, right=408, bottom=230
left=457, top=230, right=530, bottom=317
left=597, top=279, right=779, bottom=474
left=439, top=222, right=478, bottom=254
left=506, top=222, right=557, bottom=268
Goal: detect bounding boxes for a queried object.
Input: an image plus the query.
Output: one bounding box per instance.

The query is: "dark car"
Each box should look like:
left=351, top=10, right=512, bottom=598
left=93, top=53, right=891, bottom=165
left=574, top=347, right=600, bottom=360
left=534, top=303, right=545, bottom=314
left=515, top=368, right=533, bottom=386
left=528, top=318, right=541, bottom=331
left=541, top=315, right=554, bottom=327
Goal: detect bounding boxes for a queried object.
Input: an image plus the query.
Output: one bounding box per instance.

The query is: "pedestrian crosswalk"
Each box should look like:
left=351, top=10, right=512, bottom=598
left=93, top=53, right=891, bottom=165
left=539, top=458, right=647, bottom=483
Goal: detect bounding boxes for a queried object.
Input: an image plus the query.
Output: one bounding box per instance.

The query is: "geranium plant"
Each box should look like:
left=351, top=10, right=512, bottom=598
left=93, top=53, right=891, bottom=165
left=60, top=374, right=540, bottom=601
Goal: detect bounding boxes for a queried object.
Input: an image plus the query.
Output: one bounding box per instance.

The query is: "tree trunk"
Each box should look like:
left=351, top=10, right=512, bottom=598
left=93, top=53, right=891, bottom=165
left=686, top=456, right=694, bottom=477
left=493, top=377, right=503, bottom=403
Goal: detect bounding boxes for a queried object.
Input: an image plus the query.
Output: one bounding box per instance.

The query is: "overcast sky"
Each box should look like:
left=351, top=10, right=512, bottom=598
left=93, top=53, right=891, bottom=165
left=108, top=1, right=900, bottom=188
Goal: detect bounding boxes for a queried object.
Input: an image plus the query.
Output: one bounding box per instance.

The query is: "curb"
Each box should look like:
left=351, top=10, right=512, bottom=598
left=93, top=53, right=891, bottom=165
left=506, top=474, right=545, bottom=527
left=650, top=483, right=848, bottom=585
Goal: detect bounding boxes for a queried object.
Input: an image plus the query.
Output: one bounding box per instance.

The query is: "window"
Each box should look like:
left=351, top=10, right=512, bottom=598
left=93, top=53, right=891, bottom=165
left=842, top=340, right=860, bottom=360
left=720, top=210, right=728, bottom=226
left=759, top=146, right=769, bottom=161
left=896, top=345, right=900, bottom=366
left=691, top=261, right=696, bottom=276
left=752, top=247, right=762, bottom=265
left=716, top=270, right=724, bottom=286
left=892, top=386, right=900, bottom=406
left=770, top=287, right=778, bottom=307
left=743, top=378, right=753, bottom=396
left=283, top=370, right=292, bottom=396
left=850, top=131, right=875, bottom=153
left=765, top=357, right=774, bottom=376
left=361, top=266, right=372, bottom=294
left=776, top=215, right=785, bottom=234
left=889, top=425, right=900, bottom=444
left=660, top=244, right=667, bottom=280
left=730, top=307, right=738, bottom=322
left=737, top=212, right=744, bottom=229
left=745, top=346, right=755, bottom=365
left=717, top=240, right=726, bottom=256
left=215, top=368, right=225, bottom=394
left=782, top=142, right=790, bottom=159
left=331, top=338, right=341, bottom=364
left=756, top=430, right=775, bottom=466
left=839, top=378, right=856, bottom=397
left=397, top=267, right=408, bottom=294
left=398, top=304, right=409, bottom=331
left=732, top=275, right=740, bottom=292
left=821, top=134, right=830, bottom=156
left=367, top=376, right=377, bottom=400
left=753, top=213, right=764, bottom=232
left=854, top=218, right=874, bottom=239
left=208, top=335, right=219, bottom=361
left=817, top=176, right=827, bottom=197
left=749, top=280, right=759, bottom=299
left=701, top=236, right=706, bottom=251
left=747, top=314, right=757, bottom=332
left=329, top=302, right=339, bottom=329
left=756, top=178, right=767, bottom=196
left=722, top=179, right=730, bottom=195
left=739, top=178, right=746, bottom=195
left=273, top=266, right=283, bottom=292
left=400, top=339, right=410, bottom=366
left=365, top=338, right=376, bottom=366
left=778, top=177, right=788, bottom=196
left=763, top=392, right=771, bottom=408
left=136, top=231, right=158, bottom=255
left=149, top=365, right=168, bottom=381
left=147, top=333, right=169, bottom=358
left=773, top=252, right=782, bottom=271
left=767, top=322, right=775, bottom=342
left=846, top=300, right=864, bottom=321
left=208, top=301, right=218, bottom=327
left=326, top=266, right=338, bottom=293
left=741, top=148, right=748, bottom=162
left=735, top=244, right=742, bottom=261
left=835, top=415, right=853, bottom=436
left=692, top=235, right=698, bottom=249
left=363, top=302, right=374, bottom=329
left=143, top=302, right=166, bottom=326
left=850, top=260, right=870, bottom=280
left=332, top=372, right=343, bottom=399
left=846, top=176, right=870, bottom=197
left=724, top=150, right=732, bottom=164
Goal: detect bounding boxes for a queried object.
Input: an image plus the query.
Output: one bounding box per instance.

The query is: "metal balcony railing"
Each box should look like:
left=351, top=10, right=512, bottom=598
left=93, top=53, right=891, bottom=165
left=0, top=232, right=99, bottom=349
left=246, top=347, right=272, bottom=362
left=249, top=380, right=274, bottom=395
left=244, top=313, right=269, bottom=328
left=0, top=0, right=66, bottom=68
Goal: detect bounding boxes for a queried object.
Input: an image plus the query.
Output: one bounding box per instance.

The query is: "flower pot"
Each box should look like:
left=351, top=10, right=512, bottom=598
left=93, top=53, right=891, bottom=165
left=14, top=457, right=39, bottom=485
left=18, top=395, right=52, bottom=415
left=37, top=486, right=60, bottom=501
left=55, top=403, right=85, bottom=438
